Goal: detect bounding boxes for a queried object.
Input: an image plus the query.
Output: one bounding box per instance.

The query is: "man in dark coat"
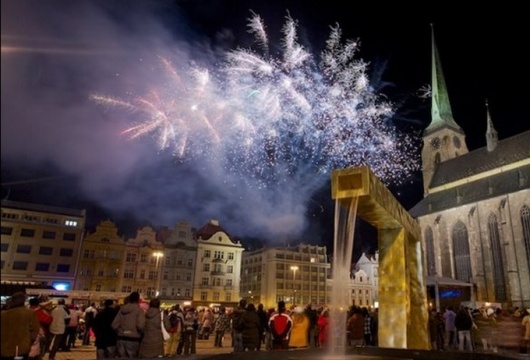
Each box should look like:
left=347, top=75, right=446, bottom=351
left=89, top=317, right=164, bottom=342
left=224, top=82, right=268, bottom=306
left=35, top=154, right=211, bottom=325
left=93, top=299, right=118, bottom=359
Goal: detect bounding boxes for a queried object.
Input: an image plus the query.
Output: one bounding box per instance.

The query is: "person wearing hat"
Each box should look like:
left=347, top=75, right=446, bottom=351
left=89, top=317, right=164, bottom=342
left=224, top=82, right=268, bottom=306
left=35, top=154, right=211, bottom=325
left=34, top=296, right=53, bottom=359
left=0, top=292, right=41, bottom=360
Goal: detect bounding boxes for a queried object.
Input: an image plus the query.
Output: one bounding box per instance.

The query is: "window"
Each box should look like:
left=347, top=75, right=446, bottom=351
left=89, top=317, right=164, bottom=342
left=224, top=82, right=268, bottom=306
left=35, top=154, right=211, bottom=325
left=2, top=212, right=18, bottom=220
left=522, top=206, right=530, bottom=274
left=213, top=292, right=220, bottom=301
left=97, top=269, right=104, bottom=276
left=24, top=215, right=39, bottom=222
left=60, top=248, right=73, bottom=257
left=187, top=259, right=193, bottom=267
left=227, top=265, right=233, bottom=274
left=57, top=264, right=70, bottom=272
left=148, top=271, right=156, bottom=280
left=140, top=254, right=147, bottom=262
left=1, top=243, right=8, bottom=252
left=202, top=277, right=209, bottom=286
left=214, top=251, right=223, bottom=259
left=95, top=284, right=101, bottom=291
left=1, top=227, right=13, bottom=235
left=488, top=214, right=507, bottom=301
left=65, top=220, right=78, bottom=227
left=226, top=279, right=233, bottom=286
left=63, top=233, right=76, bottom=241
left=225, top=293, right=231, bottom=302
left=425, top=226, right=436, bottom=276
left=228, top=252, right=234, bottom=260
left=201, top=292, right=207, bottom=301
left=16, top=244, right=32, bottom=254
left=20, top=229, right=35, bottom=237
left=178, top=231, right=186, bottom=238
left=140, top=270, right=145, bottom=279
left=42, top=231, right=56, bottom=239
left=204, top=250, right=211, bottom=258
left=12, top=261, right=28, bottom=270
left=122, top=286, right=132, bottom=293
left=126, top=253, right=137, bottom=262
left=203, top=263, right=210, bottom=272
left=452, top=221, right=472, bottom=282
left=185, top=289, right=191, bottom=297
left=35, top=263, right=50, bottom=271
left=83, top=249, right=95, bottom=259
left=39, top=247, right=53, bottom=255
left=124, top=269, right=134, bottom=278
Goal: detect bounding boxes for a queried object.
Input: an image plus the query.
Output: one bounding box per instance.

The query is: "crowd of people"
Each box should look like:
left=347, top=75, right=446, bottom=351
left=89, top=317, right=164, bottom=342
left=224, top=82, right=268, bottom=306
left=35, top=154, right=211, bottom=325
left=428, top=305, right=530, bottom=354
left=2, top=291, right=529, bottom=360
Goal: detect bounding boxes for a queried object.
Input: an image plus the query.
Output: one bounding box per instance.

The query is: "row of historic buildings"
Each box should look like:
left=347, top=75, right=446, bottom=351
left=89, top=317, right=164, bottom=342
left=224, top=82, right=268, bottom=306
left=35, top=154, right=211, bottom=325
left=0, top=200, right=378, bottom=309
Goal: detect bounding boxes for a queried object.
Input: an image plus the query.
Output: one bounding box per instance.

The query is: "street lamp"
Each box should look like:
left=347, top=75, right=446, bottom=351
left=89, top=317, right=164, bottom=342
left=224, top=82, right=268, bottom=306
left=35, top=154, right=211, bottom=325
left=290, top=266, right=299, bottom=305
left=153, top=251, right=164, bottom=297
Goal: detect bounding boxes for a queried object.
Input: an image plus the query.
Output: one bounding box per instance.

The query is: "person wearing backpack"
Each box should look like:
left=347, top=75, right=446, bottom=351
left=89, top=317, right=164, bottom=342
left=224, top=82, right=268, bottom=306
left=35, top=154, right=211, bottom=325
left=165, top=305, right=184, bottom=357
left=268, top=301, right=293, bottom=350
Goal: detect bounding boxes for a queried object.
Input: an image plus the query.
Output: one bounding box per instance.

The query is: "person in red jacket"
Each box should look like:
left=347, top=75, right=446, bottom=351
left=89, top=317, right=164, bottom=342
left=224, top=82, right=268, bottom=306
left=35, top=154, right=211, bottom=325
left=317, top=308, right=330, bottom=348
left=35, top=296, right=54, bottom=360
left=268, top=301, right=293, bottom=350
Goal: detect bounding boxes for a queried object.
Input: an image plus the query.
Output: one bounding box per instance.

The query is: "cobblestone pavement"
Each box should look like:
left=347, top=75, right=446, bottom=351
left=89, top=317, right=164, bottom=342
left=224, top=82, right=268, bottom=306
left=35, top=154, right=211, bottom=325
left=50, top=334, right=233, bottom=360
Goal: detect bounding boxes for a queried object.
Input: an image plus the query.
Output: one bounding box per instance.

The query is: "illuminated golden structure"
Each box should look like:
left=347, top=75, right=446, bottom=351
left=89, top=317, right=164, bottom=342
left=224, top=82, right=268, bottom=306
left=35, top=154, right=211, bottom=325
left=331, top=166, right=429, bottom=350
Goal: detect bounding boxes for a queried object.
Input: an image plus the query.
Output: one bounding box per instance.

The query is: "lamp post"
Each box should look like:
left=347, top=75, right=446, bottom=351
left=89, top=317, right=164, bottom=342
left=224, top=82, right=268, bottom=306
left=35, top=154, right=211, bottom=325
left=153, top=251, right=164, bottom=297
left=290, top=265, right=299, bottom=305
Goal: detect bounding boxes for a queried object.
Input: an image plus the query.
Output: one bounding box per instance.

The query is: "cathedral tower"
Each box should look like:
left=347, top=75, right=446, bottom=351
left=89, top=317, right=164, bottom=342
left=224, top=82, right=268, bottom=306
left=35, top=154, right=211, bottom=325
left=421, top=25, right=469, bottom=195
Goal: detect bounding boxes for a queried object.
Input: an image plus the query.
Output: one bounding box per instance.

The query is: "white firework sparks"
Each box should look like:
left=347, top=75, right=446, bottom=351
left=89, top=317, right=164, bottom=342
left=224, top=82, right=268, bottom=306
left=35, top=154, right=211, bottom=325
left=92, top=12, right=420, bottom=237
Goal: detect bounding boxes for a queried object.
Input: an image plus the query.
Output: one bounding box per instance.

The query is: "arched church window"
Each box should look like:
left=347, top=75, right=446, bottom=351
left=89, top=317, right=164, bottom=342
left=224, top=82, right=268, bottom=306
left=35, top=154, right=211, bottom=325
left=521, top=205, right=530, bottom=272
left=452, top=221, right=472, bottom=282
left=488, top=213, right=507, bottom=301
left=425, top=227, right=436, bottom=276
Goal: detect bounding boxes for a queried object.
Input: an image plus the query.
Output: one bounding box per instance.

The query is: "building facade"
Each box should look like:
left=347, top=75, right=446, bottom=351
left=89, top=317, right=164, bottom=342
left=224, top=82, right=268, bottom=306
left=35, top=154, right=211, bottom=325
left=75, top=220, right=125, bottom=293
left=122, top=226, right=165, bottom=299
left=410, top=31, right=530, bottom=309
left=352, top=252, right=379, bottom=307
left=1, top=200, right=86, bottom=292
left=241, top=243, right=331, bottom=309
left=158, top=221, right=197, bottom=307
left=192, top=219, right=244, bottom=308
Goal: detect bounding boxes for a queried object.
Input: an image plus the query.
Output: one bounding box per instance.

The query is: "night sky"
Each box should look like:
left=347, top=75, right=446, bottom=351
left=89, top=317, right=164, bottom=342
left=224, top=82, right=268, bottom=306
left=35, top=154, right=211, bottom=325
left=1, top=1, right=528, bottom=258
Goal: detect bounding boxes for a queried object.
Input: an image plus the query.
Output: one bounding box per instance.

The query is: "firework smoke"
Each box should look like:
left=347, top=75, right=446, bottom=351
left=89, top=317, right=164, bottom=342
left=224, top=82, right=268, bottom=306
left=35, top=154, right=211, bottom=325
left=91, top=12, right=419, bottom=238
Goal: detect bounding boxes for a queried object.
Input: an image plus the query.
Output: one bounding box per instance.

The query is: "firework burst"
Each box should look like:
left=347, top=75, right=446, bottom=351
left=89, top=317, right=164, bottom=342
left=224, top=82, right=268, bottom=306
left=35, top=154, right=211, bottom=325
left=92, top=11, right=420, bottom=237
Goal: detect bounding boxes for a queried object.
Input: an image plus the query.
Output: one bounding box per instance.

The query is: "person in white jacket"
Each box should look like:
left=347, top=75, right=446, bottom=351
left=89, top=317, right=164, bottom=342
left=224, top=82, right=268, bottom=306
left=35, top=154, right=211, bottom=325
left=48, top=299, right=70, bottom=360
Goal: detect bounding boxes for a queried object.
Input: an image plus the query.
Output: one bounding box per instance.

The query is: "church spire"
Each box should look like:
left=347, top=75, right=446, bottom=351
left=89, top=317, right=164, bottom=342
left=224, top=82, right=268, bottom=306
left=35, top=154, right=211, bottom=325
left=426, top=24, right=461, bottom=133
left=485, top=99, right=498, bottom=152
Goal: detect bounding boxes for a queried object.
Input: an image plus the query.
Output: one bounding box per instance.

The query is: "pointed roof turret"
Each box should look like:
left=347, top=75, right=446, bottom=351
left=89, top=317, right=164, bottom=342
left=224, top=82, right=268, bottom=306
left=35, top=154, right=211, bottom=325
left=485, top=99, right=498, bottom=152
left=425, top=24, right=462, bottom=134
